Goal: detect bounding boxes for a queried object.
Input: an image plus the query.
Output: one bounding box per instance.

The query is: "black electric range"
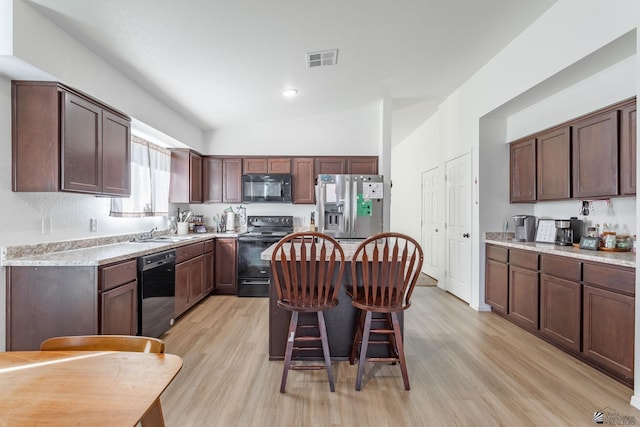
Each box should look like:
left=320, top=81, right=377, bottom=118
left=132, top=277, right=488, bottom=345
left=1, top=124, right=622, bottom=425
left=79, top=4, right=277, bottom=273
left=237, top=215, right=293, bottom=297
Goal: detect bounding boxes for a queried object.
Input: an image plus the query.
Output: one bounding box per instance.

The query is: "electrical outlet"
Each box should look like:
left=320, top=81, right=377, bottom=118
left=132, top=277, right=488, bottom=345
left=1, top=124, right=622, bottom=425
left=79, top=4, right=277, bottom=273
left=90, top=218, right=98, bottom=232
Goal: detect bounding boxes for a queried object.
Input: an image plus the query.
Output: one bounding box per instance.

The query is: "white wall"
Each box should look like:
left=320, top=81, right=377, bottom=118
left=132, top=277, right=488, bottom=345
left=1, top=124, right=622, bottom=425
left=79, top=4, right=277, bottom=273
left=204, top=102, right=380, bottom=156
left=11, top=0, right=203, bottom=151
left=391, top=0, right=639, bottom=404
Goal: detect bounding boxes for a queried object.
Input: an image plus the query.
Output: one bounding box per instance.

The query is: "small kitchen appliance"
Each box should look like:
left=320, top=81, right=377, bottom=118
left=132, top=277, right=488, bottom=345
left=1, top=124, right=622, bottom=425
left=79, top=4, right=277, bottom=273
left=555, top=217, right=583, bottom=246
left=225, top=211, right=236, bottom=233
left=512, top=215, right=536, bottom=242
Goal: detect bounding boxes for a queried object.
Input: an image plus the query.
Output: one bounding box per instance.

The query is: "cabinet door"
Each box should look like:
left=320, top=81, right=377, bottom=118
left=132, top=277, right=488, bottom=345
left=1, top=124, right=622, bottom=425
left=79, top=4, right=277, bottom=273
left=189, top=152, right=203, bottom=203
left=243, top=158, right=268, bottom=174
left=268, top=158, right=291, bottom=173
left=510, top=138, right=536, bottom=203
left=485, top=258, right=508, bottom=314
left=11, top=81, right=60, bottom=192
left=100, top=281, right=137, bottom=335
left=215, top=238, right=237, bottom=294
left=315, top=157, right=346, bottom=175
left=292, top=158, right=315, bottom=204
left=203, top=157, right=223, bottom=203
left=539, top=274, right=581, bottom=352
left=223, top=158, right=242, bottom=203
left=175, top=261, right=190, bottom=317
left=537, top=127, right=570, bottom=200
left=347, top=157, right=378, bottom=175
left=620, top=102, right=636, bottom=195
left=102, top=111, right=131, bottom=196
left=583, top=285, right=634, bottom=381
left=572, top=110, right=619, bottom=198
left=204, top=250, right=214, bottom=294
left=508, top=266, right=539, bottom=331
left=61, top=92, right=102, bottom=194
left=188, top=255, right=205, bottom=303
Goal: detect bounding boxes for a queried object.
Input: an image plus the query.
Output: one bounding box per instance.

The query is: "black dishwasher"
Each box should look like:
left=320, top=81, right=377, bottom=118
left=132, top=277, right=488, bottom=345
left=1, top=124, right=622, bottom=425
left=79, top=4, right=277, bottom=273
left=137, top=249, right=176, bottom=337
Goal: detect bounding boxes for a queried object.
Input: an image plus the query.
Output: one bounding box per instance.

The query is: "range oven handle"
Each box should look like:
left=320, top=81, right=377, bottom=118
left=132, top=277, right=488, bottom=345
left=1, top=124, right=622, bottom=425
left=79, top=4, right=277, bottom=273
left=239, top=279, right=270, bottom=285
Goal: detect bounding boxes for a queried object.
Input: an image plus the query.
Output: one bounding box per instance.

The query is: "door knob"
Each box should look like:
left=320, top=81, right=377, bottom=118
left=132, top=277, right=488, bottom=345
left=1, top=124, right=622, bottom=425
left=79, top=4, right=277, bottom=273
left=435, top=229, right=438, bottom=232
left=462, top=233, right=470, bottom=238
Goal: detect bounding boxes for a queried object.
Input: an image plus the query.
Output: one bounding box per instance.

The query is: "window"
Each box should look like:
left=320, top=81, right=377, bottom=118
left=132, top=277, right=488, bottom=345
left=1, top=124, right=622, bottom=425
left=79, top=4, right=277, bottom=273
left=110, top=136, right=171, bottom=217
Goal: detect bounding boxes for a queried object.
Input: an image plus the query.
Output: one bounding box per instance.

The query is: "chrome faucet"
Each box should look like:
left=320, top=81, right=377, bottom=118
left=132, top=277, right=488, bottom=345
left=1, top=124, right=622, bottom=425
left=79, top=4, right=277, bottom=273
left=138, top=227, right=157, bottom=240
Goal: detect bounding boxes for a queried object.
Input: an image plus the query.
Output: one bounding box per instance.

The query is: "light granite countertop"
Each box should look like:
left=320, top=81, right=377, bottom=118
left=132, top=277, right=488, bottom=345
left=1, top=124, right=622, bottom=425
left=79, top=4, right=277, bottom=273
left=485, top=232, right=635, bottom=268
left=3, top=232, right=241, bottom=267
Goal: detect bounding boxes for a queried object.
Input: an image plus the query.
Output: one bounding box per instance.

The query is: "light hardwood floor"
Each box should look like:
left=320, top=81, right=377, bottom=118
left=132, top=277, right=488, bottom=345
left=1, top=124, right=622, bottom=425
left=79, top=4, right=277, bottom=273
left=160, top=287, right=640, bottom=426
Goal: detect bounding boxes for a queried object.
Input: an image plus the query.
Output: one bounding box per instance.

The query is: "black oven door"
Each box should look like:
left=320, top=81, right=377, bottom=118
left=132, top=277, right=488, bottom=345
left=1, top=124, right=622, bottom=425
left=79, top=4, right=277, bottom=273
left=237, top=236, right=282, bottom=297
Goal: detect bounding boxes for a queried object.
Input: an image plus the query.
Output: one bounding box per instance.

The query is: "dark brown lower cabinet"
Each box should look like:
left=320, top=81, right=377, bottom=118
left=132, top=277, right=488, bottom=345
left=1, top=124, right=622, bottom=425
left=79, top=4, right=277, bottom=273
left=583, top=285, right=634, bottom=382
left=485, top=243, right=635, bottom=386
left=508, top=265, right=539, bottom=331
left=175, top=240, right=213, bottom=318
left=100, top=281, right=137, bottom=335
left=539, top=274, right=581, bottom=352
left=485, top=259, right=508, bottom=315
left=214, top=238, right=237, bottom=295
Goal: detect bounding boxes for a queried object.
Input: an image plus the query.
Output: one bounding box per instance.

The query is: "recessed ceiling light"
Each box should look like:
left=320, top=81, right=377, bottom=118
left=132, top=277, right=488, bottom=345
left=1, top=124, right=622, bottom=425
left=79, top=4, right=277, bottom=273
left=282, top=88, right=298, bottom=97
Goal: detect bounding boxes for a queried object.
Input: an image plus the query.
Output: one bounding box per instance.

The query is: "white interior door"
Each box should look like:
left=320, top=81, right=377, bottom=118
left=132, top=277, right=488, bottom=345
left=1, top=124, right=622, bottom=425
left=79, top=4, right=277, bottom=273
left=445, top=153, right=472, bottom=302
left=421, top=168, right=443, bottom=281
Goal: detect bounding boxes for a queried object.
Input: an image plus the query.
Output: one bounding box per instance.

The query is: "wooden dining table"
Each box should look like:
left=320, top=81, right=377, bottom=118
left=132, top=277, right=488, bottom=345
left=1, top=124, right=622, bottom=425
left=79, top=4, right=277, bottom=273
left=0, top=350, right=183, bottom=426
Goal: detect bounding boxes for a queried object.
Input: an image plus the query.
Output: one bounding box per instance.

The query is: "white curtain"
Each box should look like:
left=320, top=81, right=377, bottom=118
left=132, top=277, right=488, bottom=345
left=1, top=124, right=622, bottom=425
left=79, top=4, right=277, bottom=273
left=110, top=136, right=171, bottom=217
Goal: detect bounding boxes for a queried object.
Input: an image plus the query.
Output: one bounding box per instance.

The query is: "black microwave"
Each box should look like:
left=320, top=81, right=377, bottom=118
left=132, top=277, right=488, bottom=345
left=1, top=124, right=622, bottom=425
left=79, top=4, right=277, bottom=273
left=241, top=174, right=292, bottom=203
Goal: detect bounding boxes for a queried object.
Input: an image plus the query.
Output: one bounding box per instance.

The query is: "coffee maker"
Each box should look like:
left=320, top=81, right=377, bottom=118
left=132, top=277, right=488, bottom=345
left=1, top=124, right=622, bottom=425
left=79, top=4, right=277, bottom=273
left=512, top=215, right=536, bottom=242
left=555, top=217, right=583, bottom=246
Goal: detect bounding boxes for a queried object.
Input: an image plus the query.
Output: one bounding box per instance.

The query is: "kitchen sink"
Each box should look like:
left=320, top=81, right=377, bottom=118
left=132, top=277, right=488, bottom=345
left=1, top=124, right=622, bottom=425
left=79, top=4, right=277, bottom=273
left=132, top=235, right=201, bottom=243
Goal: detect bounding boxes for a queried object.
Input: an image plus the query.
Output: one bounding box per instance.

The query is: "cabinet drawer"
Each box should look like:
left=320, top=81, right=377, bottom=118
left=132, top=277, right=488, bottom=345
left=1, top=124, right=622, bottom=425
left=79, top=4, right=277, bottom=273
left=486, top=244, right=508, bottom=263
left=100, top=259, right=137, bottom=291
left=509, top=249, right=538, bottom=270
left=541, top=255, right=581, bottom=282
left=583, top=262, right=635, bottom=296
left=204, top=239, right=214, bottom=253
left=176, top=242, right=205, bottom=263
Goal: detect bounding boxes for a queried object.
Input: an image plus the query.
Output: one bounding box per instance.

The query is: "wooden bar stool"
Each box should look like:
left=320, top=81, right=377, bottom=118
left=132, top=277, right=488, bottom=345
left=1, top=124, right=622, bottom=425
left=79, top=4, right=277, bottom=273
left=348, top=233, right=423, bottom=391
left=271, top=232, right=345, bottom=393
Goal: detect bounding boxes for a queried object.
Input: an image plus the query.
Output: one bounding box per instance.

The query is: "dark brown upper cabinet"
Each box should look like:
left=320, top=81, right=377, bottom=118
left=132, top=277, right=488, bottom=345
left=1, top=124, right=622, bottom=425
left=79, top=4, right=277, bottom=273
left=169, top=149, right=203, bottom=203
left=572, top=110, right=619, bottom=198
left=222, top=158, right=242, bottom=203
left=12, top=81, right=131, bottom=196
left=203, top=157, right=223, bottom=203
left=620, top=101, right=636, bottom=195
left=242, top=157, right=291, bottom=174
left=509, top=138, right=536, bottom=203
left=315, top=157, right=346, bottom=175
left=537, top=126, right=571, bottom=201
left=347, top=156, right=378, bottom=175
left=292, top=158, right=315, bottom=204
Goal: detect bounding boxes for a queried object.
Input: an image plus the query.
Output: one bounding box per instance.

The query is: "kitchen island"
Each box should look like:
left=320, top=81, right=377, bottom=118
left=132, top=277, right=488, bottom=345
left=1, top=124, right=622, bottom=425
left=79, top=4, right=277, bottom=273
left=261, top=241, right=403, bottom=361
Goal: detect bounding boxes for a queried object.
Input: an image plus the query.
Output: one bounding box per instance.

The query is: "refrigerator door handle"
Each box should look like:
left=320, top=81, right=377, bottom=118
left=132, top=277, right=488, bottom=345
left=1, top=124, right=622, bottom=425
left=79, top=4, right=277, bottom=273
left=351, top=180, right=358, bottom=236
left=318, top=184, right=325, bottom=233
left=343, top=180, right=350, bottom=234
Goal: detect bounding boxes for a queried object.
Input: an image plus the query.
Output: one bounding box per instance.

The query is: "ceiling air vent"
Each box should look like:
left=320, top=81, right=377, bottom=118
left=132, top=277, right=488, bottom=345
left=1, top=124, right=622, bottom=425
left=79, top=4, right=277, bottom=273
left=306, top=49, right=338, bottom=68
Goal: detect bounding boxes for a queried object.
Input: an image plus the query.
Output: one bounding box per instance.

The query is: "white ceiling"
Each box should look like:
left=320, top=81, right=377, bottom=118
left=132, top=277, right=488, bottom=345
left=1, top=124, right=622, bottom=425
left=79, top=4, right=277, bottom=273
left=25, top=0, right=556, bottom=143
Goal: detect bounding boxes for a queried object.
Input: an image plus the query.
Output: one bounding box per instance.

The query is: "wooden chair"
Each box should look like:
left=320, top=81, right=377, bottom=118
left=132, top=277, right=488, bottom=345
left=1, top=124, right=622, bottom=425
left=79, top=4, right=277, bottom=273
left=348, top=233, right=423, bottom=390
left=271, top=231, right=345, bottom=392
left=41, top=335, right=167, bottom=426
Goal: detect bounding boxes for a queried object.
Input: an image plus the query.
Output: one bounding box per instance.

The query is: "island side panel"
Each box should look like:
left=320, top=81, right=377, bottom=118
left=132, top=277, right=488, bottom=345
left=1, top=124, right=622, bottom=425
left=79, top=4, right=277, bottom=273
left=268, top=261, right=403, bottom=360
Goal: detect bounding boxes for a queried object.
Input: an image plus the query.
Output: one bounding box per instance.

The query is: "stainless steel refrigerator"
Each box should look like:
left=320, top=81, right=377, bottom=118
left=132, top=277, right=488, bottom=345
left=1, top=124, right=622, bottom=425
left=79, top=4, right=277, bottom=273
left=316, top=174, right=384, bottom=239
